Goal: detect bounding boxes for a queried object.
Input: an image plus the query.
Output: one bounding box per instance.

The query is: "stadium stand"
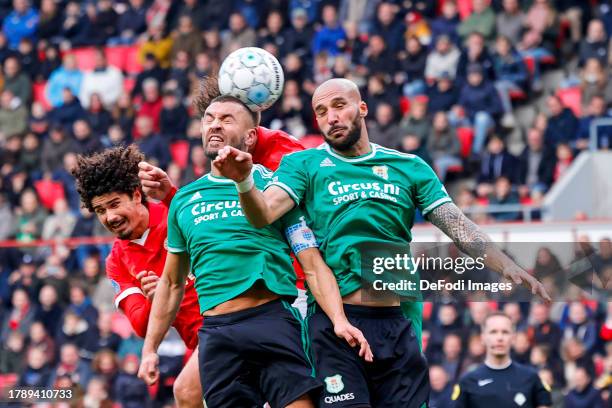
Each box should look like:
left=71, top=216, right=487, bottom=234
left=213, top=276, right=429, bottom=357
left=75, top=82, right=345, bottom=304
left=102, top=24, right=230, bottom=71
left=1, top=0, right=611, bottom=406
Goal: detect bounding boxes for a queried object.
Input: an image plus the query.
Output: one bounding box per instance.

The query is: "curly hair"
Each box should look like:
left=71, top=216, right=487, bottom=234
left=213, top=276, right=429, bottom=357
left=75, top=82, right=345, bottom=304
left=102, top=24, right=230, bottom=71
left=72, top=145, right=146, bottom=212
left=193, top=74, right=260, bottom=125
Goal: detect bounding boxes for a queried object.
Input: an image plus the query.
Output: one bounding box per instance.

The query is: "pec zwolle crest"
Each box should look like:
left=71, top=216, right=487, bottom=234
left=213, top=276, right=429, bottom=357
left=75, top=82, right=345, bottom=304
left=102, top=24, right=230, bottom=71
left=372, top=165, right=389, bottom=180
left=324, top=374, right=345, bottom=394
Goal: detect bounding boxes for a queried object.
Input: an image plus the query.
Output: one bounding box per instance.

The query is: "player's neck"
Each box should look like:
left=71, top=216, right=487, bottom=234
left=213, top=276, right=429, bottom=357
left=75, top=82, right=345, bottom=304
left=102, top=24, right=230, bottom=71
left=484, top=356, right=512, bottom=369
left=129, top=205, right=150, bottom=240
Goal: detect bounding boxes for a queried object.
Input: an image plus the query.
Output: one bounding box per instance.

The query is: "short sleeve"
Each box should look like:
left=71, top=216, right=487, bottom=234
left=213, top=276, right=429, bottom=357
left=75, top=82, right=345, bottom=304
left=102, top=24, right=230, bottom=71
left=267, top=153, right=308, bottom=205
left=412, top=156, right=452, bottom=216
left=533, top=373, right=552, bottom=407
left=106, top=251, right=144, bottom=308
left=280, top=206, right=318, bottom=254
left=167, top=195, right=187, bottom=253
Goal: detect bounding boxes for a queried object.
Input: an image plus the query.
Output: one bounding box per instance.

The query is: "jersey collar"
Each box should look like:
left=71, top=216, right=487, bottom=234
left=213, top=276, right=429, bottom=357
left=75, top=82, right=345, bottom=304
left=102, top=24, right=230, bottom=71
left=324, top=143, right=377, bottom=162
left=484, top=359, right=513, bottom=370
left=206, top=173, right=236, bottom=183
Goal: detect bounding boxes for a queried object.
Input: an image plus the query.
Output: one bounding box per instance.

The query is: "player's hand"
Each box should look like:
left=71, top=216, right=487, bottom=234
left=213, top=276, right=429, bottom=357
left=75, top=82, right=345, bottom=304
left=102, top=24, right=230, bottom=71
left=333, top=320, right=374, bottom=362
left=136, top=270, right=159, bottom=300
left=212, top=146, right=253, bottom=182
left=138, top=161, right=176, bottom=201
left=138, top=351, right=160, bottom=385
left=503, top=264, right=552, bottom=303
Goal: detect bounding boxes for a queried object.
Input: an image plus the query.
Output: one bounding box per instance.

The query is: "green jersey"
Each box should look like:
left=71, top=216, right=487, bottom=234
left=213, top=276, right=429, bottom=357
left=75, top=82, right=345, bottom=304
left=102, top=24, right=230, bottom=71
left=167, top=165, right=310, bottom=313
left=269, top=143, right=452, bottom=340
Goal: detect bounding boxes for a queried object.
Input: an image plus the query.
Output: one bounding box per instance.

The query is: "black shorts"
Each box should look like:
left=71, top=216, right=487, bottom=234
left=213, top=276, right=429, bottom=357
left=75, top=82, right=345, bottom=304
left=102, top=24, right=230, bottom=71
left=198, top=299, right=322, bottom=408
left=306, top=303, right=430, bottom=408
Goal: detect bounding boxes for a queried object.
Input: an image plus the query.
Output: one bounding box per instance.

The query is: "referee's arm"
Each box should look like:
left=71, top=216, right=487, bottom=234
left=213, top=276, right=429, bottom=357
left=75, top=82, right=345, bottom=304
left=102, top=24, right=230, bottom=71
left=450, top=380, right=468, bottom=408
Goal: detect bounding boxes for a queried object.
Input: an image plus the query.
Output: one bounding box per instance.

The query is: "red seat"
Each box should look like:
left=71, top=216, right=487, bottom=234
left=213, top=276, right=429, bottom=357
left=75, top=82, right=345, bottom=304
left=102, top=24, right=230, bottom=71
left=509, top=89, right=527, bottom=101
left=399, top=96, right=410, bottom=115
left=0, top=374, right=18, bottom=390
left=447, top=164, right=464, bottom=173
left=33, top=81, right=52, bottom=111
left=105, top=46, right=128, bottom=71
left=33, top=179, right=65, bottom=210
left=456, top=0, right=473, bottom=20
left=69, top=47, right=97, bottom=71
left=299, top=134, right=325, bottom=149
left=123, top=77, right=136, bottom=93
left=523, top=56, right=536, bottom=77
left=111, top=312, right=134, bottom=339
left=456, top=127, right=474, bottom=159
left=557, top=87, right=582, bottom=117
left=170, top=140, right=190, bottom=169
left=124, top=45, right=143, bottom=75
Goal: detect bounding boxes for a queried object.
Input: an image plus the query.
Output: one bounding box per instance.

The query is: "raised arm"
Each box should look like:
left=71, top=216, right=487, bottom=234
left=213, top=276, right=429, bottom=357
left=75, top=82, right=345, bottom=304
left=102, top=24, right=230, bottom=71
left=296, top=248, right=373, bottom=362
left=213, top=146, right=295, bottom=227
left=138, top=251, right=190, bottom=384
left=427, top=202, right=551, bottom=301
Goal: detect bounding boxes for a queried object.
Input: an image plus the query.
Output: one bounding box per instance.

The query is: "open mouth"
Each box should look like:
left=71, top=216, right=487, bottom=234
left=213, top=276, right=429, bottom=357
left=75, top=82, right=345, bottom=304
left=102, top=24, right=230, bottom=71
left=208, top=134, right=224, bottom=143
left=110, top=220, right=126, bottom=230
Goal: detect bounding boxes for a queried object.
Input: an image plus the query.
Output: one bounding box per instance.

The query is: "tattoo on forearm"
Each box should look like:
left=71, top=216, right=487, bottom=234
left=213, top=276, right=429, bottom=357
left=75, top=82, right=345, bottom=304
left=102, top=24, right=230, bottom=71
left=427, top=203, right=489, bottom=258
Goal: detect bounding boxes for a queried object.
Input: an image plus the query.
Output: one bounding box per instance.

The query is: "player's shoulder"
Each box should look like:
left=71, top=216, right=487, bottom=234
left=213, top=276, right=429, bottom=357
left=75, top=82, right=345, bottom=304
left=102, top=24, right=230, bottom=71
left=172, top=175, right=210, bottom=203
left=511, top=362, right=541, bottom=380
left=459, top=364, right=487, bottom=385
left=373, top=144, right=426, bottom=164
left=279, top=142, right=327, bottom=162
left=257, top=126, right=303, bottom=146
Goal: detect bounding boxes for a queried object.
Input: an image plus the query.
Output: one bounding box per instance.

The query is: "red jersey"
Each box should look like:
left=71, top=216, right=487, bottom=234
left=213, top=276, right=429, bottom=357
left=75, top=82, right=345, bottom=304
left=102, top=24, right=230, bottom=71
left=105, top=196, right=201, bottom=350
left=252, top=126, right=307, bottom=288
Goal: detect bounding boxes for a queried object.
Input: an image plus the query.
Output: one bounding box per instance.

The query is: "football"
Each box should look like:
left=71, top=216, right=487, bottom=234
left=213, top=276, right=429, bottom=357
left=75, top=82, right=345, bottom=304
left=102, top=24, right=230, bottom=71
left=218, top=47, right=285, bottom=112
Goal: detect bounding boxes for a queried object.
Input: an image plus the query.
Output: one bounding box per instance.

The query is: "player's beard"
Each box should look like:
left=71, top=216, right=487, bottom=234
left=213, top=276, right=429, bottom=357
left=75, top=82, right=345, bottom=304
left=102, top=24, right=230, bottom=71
left=324, top=111, right=362, bottom=152
left=205, top=134, right=247, bottom=160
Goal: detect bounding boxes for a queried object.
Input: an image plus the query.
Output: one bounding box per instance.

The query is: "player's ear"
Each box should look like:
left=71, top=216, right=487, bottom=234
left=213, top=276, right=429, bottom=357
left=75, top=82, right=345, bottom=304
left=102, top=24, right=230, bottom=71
left=244, top=127, right=257, bottom=150
left=133, top=188, right=142, bottom=203
left=359, top=100, right=368, bottom=118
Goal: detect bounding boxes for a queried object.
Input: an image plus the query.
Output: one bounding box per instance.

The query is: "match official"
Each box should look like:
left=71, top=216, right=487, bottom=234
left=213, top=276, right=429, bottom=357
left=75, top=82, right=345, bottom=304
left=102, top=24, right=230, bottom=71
left=452, top=312, right=552, bottom=408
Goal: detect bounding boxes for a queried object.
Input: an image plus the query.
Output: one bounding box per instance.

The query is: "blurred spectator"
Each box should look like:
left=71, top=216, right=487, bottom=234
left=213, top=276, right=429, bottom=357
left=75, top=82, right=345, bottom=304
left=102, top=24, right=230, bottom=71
left=7, top=254, right=40, bottom=302
left=37, top=0, right=62, bottom=42
left=2, top=0, right=39, bottom=49
left=0, top=193, right=13, bottom=240
left=60, top=1, right=88, bottom=47
left=220, top=12, right=254, bottom=59
left=553, top=143, right=573, bottom=182
left=257, top=11, right=287, bottom=52
left=51, top=151, right=80, bottom=213
left=133, top=52, right=167, bottom=98
left=532, top=248, right=564, bottom=289
left=564, top=302, right=598, bottom=355
left=0, top=331, right=25, bottom=374
left=425, top=35, right=460, bottom=81
left=370, top=2, right=404, bottom=54
left=428, top=304, right=465, bottom=359
left=16, top=37, right=37, bottom=78
left=275, top=79, right=312, bottom=139
left=34, top=284, right=64, bottom=336
left=476, top=135, right=517, bottom=196
left=439, top=333, right=463, bottom=382
left=67, top=282, right=99, bottom=328
left=493, top=35, right=529, bottom=127
left=312, top=4, right=346, bottom=57
left=458, top=64, right=503, bottom=154
left=72, top=119, right=103, bottom=155
left=84, top=376, right=113, bottom=408
left=282, top=8, right=314, bottom=59
left=399, top=98, right=430, bottom=143
left=578, top=19, right=611, bottom=67
left=517, top=127, right=556, bottom=196
left=36, top=44, right=61, bottom=82
left=95, top=312, right=122, bottom=352
left=159, top=89, right=188, bottom=141
left=0, top=89, right=27, bottom=140
left=456, top=32, right=495, bottom=84
left=56, top=309, right=98, bottom=359
left=369, top=102, right=399, bottom=148
left=429, top=364, right=453, bottom=408
left=428, top=112, right=461, bottom=182
left=41, top=199, right=76, bottom=241
left=3, top=56, right=31, bottom=105
left=15, top=189, right=47, bottom=242
left=79, top=48, right=124, bottom=109
left=86, top=93, right=113, bottom=138
left=565, top=365, right=606, bottom=408
left=113, top=354, right=151, bottom=408
left=338, top=0, right=378, bottom=34
left=575, top=95, right=611, bottom=151
left=167, top=50, right=191, bottom=99
left=182, top=145, right=208, bottom=185
left=138, top=22, right=173, bottom=69
left=1, top=287, right=36, bottom=342
left=29, top=101, right=50, bottom=137
left=399, top=134, right=432, bottom=165
left=358, top=34, right=397, bottom=79
left=50, top=88, right=86, bottom=130
left=544, top=95, right=579, bottom=146
left=397, top=36, right=427, bottom=97
left=111, top=93, right=136, bottom=139
left=430, top=0, right=460, bottom=45
left=87, top=0, right=119, bottom=45
left=496, top=0, right=525, bottom=45
left=18, top=346, right=52, bottom=387
left=460, top=333, right=486, bottom=373
left=46, top=53, right=83, bottom=108
left=512, top=330, right=532, bottom=364
left=457, top=0, right=496, bottom=42
left=27, top=321, right=55, bottom=364
left=579, top=59, right=612, bottom=111
left=91, top=349, right=119, bottom=395
left=135, top=79, right=163, bottom=134
left=135, top=116, right=170, bottom=169
left=50, top=343, right=92, bottom=392
left=427, top=73, right=459, bottom=114
left=112, top=0, right=147, bottom=45
left=488, top=175, right=520, bottom=220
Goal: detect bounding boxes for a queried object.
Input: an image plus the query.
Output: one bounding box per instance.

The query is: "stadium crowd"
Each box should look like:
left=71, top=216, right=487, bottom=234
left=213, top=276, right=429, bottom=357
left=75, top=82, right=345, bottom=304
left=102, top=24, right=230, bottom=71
left=0, top=0, right=611, bottom=406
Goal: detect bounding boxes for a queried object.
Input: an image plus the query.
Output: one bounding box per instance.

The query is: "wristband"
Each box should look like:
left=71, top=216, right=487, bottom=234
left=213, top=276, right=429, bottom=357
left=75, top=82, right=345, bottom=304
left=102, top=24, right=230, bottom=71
left=235, top=174, right=254, bottom=193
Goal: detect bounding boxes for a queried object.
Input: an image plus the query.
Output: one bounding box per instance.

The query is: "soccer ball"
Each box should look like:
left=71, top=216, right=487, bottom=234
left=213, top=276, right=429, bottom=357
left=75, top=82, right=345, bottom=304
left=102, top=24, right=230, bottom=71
left=218, top=47, right=284, bottom=112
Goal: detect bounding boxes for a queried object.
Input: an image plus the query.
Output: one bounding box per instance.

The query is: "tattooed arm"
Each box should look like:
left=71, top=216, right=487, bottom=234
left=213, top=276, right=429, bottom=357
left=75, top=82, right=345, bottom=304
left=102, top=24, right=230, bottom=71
left=427, top=202, right=551, bottom=301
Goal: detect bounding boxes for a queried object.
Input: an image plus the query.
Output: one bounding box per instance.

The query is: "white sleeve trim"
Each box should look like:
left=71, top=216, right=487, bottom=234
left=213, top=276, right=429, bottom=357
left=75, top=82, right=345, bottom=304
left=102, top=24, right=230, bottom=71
left=268, top=181, right=300, bottom=205
left=422, top=197, right=452, bottom=215
left=167, top=245, right=187, bottom=253
left=114, top=287, right=145, bottom=308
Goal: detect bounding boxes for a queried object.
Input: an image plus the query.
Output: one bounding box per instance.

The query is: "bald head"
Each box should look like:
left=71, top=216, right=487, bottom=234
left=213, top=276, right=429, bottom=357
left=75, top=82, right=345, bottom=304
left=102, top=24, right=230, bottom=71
left=312, top=78, right=367, bottom=152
